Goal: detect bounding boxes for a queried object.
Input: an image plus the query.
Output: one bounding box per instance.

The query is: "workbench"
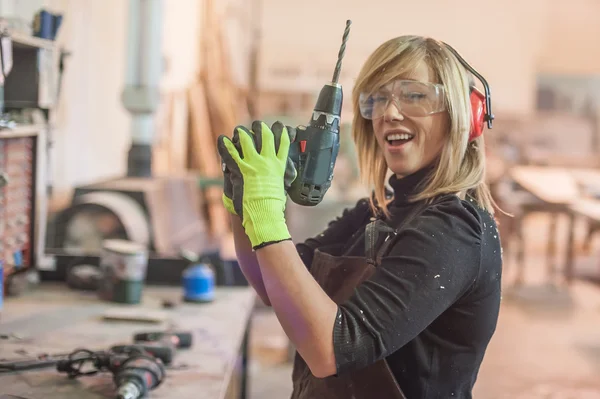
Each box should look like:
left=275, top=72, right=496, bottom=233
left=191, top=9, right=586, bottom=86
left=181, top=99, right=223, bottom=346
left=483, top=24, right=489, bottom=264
left=508, top=165, right=600, bottom=286
left=0, top=283, right=256, bottom=399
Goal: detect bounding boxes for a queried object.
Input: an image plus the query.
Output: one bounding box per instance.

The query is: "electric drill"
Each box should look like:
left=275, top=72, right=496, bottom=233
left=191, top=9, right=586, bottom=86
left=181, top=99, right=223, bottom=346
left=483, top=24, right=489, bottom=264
left=56, top=347, right=165, bottom=399
left=287, top=20, right=352, bottom=206
left=114, top=353, right=166, bottom=399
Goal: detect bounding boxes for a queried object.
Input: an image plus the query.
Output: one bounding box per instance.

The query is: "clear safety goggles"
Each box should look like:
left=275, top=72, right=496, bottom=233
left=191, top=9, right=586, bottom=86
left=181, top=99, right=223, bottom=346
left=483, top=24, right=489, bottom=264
left=358, top=80, right=447, bottom=120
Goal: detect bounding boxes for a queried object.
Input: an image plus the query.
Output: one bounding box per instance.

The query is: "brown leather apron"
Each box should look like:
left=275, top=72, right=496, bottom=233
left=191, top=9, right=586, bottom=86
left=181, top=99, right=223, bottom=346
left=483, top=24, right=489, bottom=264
left=290, top=218, right=408, bottom=399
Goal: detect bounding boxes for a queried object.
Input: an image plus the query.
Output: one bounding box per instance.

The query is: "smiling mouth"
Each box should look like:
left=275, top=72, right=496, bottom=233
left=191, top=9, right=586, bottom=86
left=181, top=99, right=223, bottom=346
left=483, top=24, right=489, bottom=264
left=386, top=132, right=414, bottom=147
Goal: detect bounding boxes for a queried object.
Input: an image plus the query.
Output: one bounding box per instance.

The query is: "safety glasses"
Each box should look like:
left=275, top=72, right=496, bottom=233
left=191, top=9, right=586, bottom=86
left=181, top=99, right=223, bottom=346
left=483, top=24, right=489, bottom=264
left=358, top=80, right=446, bottom=120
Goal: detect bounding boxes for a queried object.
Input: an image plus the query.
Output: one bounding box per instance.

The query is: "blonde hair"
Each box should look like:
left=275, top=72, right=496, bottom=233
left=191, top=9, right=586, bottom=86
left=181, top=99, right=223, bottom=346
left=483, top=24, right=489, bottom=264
left=351, top=35, right=497, bottom=217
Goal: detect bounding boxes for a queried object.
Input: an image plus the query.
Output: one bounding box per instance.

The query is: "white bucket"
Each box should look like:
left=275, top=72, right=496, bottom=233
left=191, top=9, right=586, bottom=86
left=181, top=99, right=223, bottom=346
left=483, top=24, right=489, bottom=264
left=98, top=239, right=148, bottom=304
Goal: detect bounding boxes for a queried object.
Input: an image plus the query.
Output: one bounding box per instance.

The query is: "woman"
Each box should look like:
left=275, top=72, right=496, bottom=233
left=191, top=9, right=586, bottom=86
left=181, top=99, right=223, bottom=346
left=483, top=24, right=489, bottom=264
left=218, top=35, right=502, bottom=399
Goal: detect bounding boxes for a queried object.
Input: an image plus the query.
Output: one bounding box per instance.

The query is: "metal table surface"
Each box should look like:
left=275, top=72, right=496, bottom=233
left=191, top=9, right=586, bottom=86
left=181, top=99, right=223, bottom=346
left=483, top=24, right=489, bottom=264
left=0, top=283, right=256, bottom=399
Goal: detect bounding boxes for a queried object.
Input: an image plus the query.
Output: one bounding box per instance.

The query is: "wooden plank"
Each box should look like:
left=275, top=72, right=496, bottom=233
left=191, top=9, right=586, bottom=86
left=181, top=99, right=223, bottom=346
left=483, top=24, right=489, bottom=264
left=188, top=83, right=230, bottom=237
left=188, top=83, right=218, bottom=174
left=0, top=124, right=43, bottom=139
left=569, top=168, right=600, bottom=196
left=153, top=93, right=174, bottom=174
left=193, top=0, right=242, bottom=236
left=202, top=0, right=240, bottom=141
left=11, top=31, right=56, bottom=50
left=152, top=91, right=190, bottom=174
left=509, top=165, right=580, bottom=204
left=169, top=91, right=190, bottom=172
left=570, top=198, right=600, bottom=221
left=205, top=186, right=230, bottom=237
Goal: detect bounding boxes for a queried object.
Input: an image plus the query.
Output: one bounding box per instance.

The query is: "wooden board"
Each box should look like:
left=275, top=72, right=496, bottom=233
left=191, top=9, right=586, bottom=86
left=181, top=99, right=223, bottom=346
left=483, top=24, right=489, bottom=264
left=169, top=91, right=190, bottom=172
left=570, top=198, right=600, bottom=221
left=152, top=92, right=174, bottom=174
left=187, top=0, right=247, bottom=237
left=153, top=91, right=190, bottom=174
left=188, top=83, right=218, bottom=175
left=569, top=168, right=600, bottom=197
left=101, top=307, right=168, bottom=323
left=188, top=83, right=230, bottom=237
left=509, top=166, right=581, bottom=204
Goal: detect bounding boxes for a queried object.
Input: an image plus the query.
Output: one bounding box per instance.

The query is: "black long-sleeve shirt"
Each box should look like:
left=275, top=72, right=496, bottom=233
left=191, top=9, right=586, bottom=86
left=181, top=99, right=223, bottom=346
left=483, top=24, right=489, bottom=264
left=296, top=167, right=502, bottom=399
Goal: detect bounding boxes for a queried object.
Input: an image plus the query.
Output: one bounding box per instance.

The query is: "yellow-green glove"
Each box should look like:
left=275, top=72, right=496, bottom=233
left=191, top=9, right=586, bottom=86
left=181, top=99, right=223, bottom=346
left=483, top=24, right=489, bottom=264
left=221, top=128, right=255, bottom=215
left=221, top=122, right=297, bottom=215
left=217, top=121, right=293, bottom=249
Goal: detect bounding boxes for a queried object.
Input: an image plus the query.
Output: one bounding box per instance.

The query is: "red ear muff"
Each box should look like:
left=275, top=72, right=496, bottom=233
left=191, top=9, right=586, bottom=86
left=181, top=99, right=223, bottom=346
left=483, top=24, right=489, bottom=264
left=442, top=42, right=493, bottom=141
left=469, top=86, right=486, bottom=142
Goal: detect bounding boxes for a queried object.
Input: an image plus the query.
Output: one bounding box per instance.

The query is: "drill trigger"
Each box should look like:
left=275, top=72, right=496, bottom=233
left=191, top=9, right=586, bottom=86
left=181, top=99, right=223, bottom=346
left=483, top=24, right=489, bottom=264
left=300, top=140, right=307, bottom=153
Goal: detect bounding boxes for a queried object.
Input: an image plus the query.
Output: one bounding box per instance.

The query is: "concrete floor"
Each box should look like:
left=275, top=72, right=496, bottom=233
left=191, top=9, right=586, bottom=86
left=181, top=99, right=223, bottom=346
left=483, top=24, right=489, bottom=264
left=247, top=213, right=600, bottom=398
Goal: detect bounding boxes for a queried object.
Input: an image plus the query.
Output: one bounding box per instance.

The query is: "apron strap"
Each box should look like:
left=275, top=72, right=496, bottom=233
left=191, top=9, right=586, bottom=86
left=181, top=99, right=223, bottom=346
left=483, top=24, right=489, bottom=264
left=365, top=219, right=396, bottom=265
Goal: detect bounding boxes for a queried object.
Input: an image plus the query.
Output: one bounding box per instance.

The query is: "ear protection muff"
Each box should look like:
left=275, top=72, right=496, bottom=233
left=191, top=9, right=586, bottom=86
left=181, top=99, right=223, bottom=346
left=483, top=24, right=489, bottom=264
left=442, top=42, right=494, bottom=142
left=469, top=86, right=486, bottom=141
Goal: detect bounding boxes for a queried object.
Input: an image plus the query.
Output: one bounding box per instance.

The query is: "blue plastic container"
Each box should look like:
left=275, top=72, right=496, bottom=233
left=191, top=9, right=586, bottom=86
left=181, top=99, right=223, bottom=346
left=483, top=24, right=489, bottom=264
left=182, top=263, right=215, bottom=303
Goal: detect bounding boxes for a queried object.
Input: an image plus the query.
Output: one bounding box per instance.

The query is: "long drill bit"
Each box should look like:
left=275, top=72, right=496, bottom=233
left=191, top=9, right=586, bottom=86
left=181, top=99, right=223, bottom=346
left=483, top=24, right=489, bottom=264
left=332, top=20, right=352, bottom=84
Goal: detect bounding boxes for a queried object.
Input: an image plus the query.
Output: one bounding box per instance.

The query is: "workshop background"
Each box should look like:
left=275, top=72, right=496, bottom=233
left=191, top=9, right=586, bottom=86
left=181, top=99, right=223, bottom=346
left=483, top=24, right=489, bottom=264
left=1, top=0, right=600, bottom=398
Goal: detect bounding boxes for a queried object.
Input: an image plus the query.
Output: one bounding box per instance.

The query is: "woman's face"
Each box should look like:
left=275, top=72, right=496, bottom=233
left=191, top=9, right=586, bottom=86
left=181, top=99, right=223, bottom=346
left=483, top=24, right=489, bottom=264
left=371, top=61, right=449, bottom=178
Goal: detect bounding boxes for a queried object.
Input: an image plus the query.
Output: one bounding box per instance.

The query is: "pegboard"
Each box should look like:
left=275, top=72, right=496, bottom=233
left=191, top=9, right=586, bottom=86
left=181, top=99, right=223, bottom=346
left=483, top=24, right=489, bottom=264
left=0, top=136, right=36, bottom=275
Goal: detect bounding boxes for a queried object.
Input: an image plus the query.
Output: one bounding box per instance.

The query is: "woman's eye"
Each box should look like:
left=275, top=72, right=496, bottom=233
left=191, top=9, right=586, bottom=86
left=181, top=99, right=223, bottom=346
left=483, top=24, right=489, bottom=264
left=404, top=92, right=426, bottom=101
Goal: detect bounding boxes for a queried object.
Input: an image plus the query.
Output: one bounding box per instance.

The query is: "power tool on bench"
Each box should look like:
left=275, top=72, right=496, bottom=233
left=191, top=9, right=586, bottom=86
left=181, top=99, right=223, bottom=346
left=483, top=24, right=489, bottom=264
left=56, top=346, right=165, bottom=399
left=0, top=344, right=171, bottom=373
left=133, top=330, right=193, bottom=349
left=110, top=330, right=193, bottom=365
left=0, top=340, right=174, bottom=398
left=287, top=20, right=352, bottom=206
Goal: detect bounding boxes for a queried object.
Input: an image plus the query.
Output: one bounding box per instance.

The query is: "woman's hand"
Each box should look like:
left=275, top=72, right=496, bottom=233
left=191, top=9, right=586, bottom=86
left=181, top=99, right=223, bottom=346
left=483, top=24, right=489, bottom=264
left=221, top=127, right=251, bottom=216
left=217, top=121, right=295, bottom=249
left=219, top=120, right=338, bottom=378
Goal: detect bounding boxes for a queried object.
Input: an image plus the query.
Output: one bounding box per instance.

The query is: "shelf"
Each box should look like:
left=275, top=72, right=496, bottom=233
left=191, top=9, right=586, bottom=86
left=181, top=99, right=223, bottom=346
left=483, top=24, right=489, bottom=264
left=0, top=124, right=44, bottom=139
left=10, top=31, right=56, bottom=51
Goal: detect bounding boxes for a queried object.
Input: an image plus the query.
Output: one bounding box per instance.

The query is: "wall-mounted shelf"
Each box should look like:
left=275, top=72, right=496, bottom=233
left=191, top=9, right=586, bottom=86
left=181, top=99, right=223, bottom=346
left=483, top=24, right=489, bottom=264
left=9, top=31, right=56, bottom=51
left=0, top=124, right=44, bottom=139
left=0, top=27, right=54, bottom=293
left=4, top=30, right=58, bottom=110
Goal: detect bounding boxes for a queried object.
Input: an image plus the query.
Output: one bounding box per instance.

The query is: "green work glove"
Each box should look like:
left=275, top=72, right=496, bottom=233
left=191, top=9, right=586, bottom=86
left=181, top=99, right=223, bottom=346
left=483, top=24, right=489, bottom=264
left=217, top=121, right=294, bottom=249
left=220, top=122, right=297, bottom=216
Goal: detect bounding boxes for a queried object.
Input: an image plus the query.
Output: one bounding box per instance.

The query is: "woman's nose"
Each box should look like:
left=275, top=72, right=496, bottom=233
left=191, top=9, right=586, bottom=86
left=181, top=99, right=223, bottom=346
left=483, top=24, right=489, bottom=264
left=383, top=98, right=405, bottom=122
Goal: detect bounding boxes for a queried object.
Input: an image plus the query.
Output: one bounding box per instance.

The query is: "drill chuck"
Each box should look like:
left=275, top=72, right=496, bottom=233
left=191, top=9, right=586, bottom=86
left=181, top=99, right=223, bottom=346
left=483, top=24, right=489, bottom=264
left=117, top=381, right=141, bottom=399
left=114, top=355, right=166, bottom=399
left=312, top=83, right=343, bottom=130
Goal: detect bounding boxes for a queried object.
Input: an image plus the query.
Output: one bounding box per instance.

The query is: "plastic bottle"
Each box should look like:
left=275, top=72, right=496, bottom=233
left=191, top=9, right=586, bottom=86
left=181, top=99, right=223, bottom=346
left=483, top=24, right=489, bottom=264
left=182, top=262, right=215, bottom=303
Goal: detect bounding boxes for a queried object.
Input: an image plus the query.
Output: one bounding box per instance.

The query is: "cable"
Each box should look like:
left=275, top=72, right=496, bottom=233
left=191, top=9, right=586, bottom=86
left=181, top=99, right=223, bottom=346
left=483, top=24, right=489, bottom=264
left=57, top=348, right=103, bottom=379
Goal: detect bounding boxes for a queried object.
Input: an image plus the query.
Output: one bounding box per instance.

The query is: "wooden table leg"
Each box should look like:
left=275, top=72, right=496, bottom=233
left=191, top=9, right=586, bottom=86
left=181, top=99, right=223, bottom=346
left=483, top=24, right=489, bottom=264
left=546, top=213, right=558, bottom=286
left=565, top=212, right=576, bottom=285
left=582, top=220, right=600, bottom=255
